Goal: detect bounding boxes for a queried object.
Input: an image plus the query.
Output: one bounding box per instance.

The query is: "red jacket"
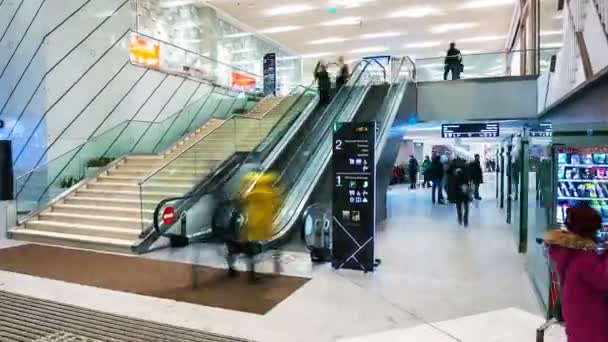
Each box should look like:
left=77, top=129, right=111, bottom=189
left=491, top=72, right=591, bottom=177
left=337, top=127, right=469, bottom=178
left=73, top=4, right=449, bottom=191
left=546, top=230, right=608, bottom=342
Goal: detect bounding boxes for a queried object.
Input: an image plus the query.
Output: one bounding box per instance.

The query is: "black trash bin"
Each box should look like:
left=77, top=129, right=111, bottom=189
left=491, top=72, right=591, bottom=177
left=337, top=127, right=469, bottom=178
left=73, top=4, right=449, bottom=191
left=0, top=140, right=14, bottom=201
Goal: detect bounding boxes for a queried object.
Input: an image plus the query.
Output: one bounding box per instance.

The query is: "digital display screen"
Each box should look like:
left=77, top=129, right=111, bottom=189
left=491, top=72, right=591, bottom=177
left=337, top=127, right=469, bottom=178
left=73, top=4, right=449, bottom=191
left=529, top=122, right=553, bottom=137
left=441, top=123, right=499, bottom=138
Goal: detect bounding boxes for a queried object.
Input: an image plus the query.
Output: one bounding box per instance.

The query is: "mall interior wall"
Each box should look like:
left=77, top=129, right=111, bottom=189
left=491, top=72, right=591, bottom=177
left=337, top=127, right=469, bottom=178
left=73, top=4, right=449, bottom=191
left=0, top=0, right=297, bottom=177
left=416, top=76, right=539, bottom=122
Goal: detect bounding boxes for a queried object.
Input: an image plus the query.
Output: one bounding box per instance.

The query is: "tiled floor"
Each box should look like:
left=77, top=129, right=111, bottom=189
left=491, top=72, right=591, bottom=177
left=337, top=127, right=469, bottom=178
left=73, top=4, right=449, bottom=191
left=0, top=180, right=564, bottom=341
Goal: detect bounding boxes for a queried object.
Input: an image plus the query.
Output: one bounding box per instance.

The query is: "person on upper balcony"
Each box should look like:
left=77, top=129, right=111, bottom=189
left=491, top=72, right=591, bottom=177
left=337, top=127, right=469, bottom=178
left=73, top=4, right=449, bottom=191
left=444, top=42, right=463, bottom=81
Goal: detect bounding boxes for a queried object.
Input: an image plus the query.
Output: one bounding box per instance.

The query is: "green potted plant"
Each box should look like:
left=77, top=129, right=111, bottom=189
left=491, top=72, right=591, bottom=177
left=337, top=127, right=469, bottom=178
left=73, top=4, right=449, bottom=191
left=85, top=157, right=114, bottom=177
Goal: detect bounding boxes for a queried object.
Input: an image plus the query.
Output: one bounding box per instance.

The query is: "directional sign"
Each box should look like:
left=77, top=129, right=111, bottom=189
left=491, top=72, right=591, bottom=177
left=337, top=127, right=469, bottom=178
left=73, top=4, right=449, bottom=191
left=332, top=121, right=376, bottom=272
left=441, top=123, right=499, bottom=138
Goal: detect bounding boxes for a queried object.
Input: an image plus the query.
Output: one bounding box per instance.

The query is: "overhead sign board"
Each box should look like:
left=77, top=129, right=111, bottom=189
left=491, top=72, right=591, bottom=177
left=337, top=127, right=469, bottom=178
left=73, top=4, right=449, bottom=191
left=332, top=121, right=376, bottom=272
left=441, top=122, right=499, bottom=138
left=528, top=122, right=553, bottom=137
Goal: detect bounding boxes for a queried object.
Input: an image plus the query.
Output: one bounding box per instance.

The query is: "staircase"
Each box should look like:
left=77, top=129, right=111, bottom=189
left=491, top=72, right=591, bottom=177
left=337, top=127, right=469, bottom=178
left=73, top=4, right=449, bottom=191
left=9, top=95, right=299, bottom=254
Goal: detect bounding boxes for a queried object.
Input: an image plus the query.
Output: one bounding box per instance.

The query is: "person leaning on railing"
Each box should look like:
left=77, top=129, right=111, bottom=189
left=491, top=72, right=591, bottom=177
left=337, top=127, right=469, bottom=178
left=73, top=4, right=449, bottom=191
left=544, top=206, right=608, bottom=342
left=444, top=42, right=462, bottom=81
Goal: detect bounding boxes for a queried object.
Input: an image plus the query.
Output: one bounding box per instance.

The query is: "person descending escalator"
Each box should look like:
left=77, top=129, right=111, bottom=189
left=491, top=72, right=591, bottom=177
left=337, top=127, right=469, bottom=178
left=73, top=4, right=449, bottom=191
left=226, top=171, right=284, bottom=281
left=335, top=56, right=350, bottom=92
left=314, top=61, right=331, bottom=105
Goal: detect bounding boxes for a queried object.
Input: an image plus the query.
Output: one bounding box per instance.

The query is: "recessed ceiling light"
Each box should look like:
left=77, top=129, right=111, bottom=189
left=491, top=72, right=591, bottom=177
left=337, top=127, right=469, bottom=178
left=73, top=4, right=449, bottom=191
left=350, top=46, right=388, bottom=54
left=321, top=16, right=362, bottom=26
left=260, top=26, right=302, bottom=34
left=541, top=42, right=563, bottom=48
left=300, top=52, right=334, bottom=59
left=265, top=4, right=316, bottom=16
left=459, top=35, right=506, bottom=42
left=309, top=37, right=348, bottom=45
left=404, top=41, right=442, bottom=48
left=540, top=30, right=562, bottom=36
left=461, top=0, right=516, bottom=9
left=390, top=6, right=443, bottom=18
left=332, top=0, right=376, bottom=9
left=360, top=31, right=403, bottom=39
left=430, top=22, right=479, bottom=34
left=223, top=32, right=253, bottom=39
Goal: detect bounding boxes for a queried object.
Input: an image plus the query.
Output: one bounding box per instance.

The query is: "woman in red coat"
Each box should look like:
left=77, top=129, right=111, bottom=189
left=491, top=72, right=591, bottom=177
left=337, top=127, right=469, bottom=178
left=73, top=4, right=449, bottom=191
left=545, top=206, right=608, bottom=342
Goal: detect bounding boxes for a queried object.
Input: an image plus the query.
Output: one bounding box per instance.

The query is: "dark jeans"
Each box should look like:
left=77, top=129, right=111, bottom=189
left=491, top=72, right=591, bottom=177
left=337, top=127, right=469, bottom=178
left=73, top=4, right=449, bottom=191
left=473, top=182, right=481, bottom=199
left=409, top=174, right=417, bottom=188
left=319, top=89, right=330, bottom=104
left=432, top=179, right=444, bottom=203
left=456, top=200, right=469, bottom=226
left=444, top=64, right=461, bottom=80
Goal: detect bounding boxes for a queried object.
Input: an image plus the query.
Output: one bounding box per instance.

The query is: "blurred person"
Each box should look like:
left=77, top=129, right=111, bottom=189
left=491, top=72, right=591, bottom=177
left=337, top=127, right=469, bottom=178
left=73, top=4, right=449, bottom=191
left=314, top=61, right=331, bottom=105
left=545, top=207, right=608, bottom=342
left=469, top=154, right=483, bottom=200
left=227, top=171, right=284, bottom=281
left=335, top=56, right=350, bottom=91
left=429, top=155, right=445, bottom=204
left=443, top=42, right=462, bottom=81
left=421, top=155, right=431, bottom=188
left=407, top=155, right=419, bottom=189
left=447, top=157, right=471, bottom=226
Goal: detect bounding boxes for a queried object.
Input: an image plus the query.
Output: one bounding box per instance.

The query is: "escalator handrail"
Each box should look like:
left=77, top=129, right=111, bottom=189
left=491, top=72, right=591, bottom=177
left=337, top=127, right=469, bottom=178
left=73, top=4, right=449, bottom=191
left=241, top=60, right=372, bottom=196
left=138, top=84, right=313, bottom=186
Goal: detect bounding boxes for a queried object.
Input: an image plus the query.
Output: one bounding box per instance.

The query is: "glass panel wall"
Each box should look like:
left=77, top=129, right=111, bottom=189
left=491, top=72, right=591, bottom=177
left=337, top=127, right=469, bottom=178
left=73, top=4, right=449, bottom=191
left=134, top=0, right=302, bottom=93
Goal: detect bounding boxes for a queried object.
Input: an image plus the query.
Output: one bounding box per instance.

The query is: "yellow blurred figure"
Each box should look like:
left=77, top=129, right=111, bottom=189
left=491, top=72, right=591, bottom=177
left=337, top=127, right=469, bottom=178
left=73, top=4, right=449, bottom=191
left=240, top=172, right=283, bottom=242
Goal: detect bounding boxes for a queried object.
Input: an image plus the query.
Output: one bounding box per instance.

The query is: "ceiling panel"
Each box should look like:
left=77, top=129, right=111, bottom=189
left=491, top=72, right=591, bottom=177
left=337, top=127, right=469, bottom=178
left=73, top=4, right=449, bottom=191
left=205, top=0, right=563, bottom=61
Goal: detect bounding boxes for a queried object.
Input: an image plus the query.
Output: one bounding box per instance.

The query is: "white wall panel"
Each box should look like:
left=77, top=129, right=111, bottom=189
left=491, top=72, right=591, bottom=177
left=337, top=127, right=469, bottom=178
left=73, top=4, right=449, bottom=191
left=417, top=78, right=538, bottom=122
left=0, top=0, right=91, bottom=105
left=583, top=0, right=608, bottom=73
left=0, top=0, right=44, bottom=69
left=0, top=0, right=23, bottom=37
left=96, top=67, right=166, bottom=132
left=154, top=79, right=199, bottom=122
left=133, top=75, right=182, bottom=121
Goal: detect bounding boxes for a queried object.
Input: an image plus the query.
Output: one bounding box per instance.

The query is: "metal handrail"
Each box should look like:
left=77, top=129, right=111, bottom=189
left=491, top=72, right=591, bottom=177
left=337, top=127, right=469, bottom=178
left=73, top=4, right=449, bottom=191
left=415, top=48, right=560, bottom=61
left=138, top=85, right=313, bottom=185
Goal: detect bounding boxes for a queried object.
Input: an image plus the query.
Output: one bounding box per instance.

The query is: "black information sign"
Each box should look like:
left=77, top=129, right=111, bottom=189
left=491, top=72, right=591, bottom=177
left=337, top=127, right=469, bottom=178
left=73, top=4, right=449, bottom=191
left=332, top=121, right=376, bottom=272
left=441, top=122, right=499, bottom=138
left=528, top=122, right=553, bottom=137
left=263, top=53, right=276, bottom=96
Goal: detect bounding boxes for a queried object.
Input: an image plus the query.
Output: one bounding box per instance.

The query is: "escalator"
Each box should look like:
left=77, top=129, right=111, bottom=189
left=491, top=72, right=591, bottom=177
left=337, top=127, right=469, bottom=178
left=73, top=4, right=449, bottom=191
left=153, top=57, right=417, bottom=255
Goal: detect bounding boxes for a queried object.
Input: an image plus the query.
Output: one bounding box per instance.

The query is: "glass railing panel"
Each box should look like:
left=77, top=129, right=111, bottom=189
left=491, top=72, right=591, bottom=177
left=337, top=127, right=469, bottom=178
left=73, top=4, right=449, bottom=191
left=152, top=93, right=213, bottom=153
left=103, top=121, right=150, bottom=158
left=416, top=49, right=559, bottom=82
left=15, top=121, right=128, bottom=217
left=138, top=119, right=237, bottom=232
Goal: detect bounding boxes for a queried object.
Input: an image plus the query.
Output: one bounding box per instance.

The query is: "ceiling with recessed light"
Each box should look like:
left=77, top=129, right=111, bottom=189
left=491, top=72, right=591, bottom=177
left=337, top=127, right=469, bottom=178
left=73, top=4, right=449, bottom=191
left=205, top=0, right=563, bottom=61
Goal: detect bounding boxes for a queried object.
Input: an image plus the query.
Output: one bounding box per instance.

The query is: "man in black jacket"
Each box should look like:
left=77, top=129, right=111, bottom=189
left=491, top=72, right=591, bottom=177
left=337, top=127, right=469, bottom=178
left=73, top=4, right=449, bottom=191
left=429, top=155, right=445, bottom=204
left=444, top=42, right=462, bottom=80
left=469, top=154, right=483, bottom=200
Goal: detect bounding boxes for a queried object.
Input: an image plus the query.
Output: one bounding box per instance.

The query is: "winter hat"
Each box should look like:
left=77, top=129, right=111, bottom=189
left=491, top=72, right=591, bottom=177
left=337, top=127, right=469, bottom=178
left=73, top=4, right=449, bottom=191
left=566, top=206, right=602, bottom=240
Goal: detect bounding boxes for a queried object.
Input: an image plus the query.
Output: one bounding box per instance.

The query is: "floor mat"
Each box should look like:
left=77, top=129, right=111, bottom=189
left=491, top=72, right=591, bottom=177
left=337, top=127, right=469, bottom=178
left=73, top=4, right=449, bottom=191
left=0, top=244, right=309, bottom=315
left=0, top=290, right=253, bottom=341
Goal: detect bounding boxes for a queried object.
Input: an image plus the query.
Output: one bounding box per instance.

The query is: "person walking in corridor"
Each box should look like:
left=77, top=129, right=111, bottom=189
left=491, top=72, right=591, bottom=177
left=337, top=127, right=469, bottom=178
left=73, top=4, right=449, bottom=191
left=447, top=157, right=471, bottom=226
left=314, top=61, right=331, bottom=105
left=407, top=155, right=419, bottom=189
left=429, top=155, right=445, bottom=204
left=421, top=155, right=431, bottom=188
left=444, top=42, right=462, bottom=80
left=469, top=154, right=483, bottom=200
left=545, top=206, right=608, bottom=342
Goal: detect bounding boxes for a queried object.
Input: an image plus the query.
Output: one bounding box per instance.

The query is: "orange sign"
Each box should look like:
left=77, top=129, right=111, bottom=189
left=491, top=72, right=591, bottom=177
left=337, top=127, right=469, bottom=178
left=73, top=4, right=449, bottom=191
left=129, top=33, right=160, bottom=69
left=232, top=72, right=256, bottom=91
